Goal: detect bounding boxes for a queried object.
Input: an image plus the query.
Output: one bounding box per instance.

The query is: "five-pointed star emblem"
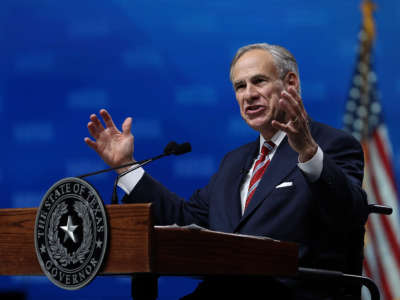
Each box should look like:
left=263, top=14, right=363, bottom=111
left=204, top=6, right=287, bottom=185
left=60, top=215, right=79, bottom=243
left=96, top=240, right=103, bottom=248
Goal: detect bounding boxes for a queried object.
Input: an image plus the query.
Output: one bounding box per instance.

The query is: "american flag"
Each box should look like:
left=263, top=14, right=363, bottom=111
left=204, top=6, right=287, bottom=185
left=342, top=1, right=400, bottom=299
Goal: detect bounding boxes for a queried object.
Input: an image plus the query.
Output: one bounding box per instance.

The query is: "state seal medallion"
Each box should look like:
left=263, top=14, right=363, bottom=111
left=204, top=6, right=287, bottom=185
left=34, top=177, right=108, bottom=290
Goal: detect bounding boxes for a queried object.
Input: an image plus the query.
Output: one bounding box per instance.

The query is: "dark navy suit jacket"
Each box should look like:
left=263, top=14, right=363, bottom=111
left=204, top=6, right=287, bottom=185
left=123, top=120, right=368, bottom=299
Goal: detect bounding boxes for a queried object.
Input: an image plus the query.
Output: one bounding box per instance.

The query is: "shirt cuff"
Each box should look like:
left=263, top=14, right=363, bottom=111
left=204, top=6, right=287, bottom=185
left=297, top=146, right=323, bottom=182
left=117, top=166, right=145, bottom=194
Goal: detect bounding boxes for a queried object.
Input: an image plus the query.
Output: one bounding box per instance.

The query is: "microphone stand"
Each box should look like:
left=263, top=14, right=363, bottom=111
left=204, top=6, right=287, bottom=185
left=77, top=142, right=191, bottom=204
left=77, top=157, right=158, bottom=179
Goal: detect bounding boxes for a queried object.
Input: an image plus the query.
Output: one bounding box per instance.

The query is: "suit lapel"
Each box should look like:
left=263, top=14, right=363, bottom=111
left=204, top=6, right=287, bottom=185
left=225, top=140, right=259, bottom=231
left=235, top=136, right=298, bottom=230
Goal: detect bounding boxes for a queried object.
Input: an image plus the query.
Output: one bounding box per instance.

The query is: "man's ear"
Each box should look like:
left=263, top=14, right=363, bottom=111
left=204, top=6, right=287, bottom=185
left=284, top=72, right=299, bottom=91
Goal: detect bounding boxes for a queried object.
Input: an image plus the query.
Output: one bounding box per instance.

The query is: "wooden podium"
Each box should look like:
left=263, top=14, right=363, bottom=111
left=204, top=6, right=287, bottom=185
left=0, top=203, right=299, bottom=297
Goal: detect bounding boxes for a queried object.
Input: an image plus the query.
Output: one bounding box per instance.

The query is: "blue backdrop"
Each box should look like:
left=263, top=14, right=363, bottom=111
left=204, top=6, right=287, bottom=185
left=1, top=0, right=400, bottom=299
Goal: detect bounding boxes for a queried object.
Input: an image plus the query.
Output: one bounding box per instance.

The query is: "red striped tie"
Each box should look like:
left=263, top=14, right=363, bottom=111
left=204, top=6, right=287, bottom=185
left=244, top=141, right=275, bottom=210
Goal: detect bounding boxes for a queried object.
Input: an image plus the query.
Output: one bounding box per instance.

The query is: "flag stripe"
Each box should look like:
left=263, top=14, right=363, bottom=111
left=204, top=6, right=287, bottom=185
left=365, top=143, right=400, bottom=274
left=364, top=169, right=398, bottom=300
left=369, top=211, right=400, bottom=299
left=373, top=128, right=398, bottom=192
left=366, top=215, right=393, bottom=300
left=367, top=136, right=400, bottom=238
left=378, top=125, right=394, bottom=160
left=363, top=166, right=384, bottom=288
left=364, top=141, right=400, bottom=299
left=362, top=229, right=375, bottom=280
left=363, top=259, right=371, bottom=278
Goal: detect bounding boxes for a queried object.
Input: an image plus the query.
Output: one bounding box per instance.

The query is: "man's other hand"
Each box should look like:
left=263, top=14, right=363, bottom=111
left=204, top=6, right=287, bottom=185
left=84, top=109, right=135, bottom=174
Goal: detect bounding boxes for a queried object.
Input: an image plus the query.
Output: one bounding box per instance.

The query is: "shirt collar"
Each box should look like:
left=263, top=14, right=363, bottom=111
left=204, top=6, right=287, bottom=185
left=259, top=130, right=286, bottom=153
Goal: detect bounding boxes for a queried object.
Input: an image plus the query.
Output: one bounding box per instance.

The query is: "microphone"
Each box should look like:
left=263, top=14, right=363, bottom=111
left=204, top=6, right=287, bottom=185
left=164, top=141, right=179, bottom=155
left=78, top=141, right=190, bottom=179
left=110, top=141, right=191, bottom=204
left=171, top=142, right=191, bottom=155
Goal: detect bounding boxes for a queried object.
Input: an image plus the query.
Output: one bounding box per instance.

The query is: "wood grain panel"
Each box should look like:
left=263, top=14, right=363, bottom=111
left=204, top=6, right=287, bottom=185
left=101, top=204, right=153, bottom=274
left=0, top=207, right=41, bottom=275
left=0, top=204, right=153, bottom=275
left=153, top=227, right=298, bottom=276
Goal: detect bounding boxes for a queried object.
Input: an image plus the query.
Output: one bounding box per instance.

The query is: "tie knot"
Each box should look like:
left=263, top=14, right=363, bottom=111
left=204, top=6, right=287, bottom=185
left=260, top=141, right=275, bottom=157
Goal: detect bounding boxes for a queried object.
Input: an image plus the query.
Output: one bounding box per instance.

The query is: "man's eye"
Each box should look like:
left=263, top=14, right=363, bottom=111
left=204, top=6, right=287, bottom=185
left=235, top=84, right=245, bottom=91
left=254, top=78, right=266, bottom=84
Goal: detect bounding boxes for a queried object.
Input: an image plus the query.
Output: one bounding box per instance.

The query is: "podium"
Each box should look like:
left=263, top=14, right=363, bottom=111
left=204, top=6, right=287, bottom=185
left=0, top=203, right=299, bottom=297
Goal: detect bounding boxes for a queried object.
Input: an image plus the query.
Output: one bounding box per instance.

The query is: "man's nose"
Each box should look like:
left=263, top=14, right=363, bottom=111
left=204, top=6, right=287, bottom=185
left=244, top=84, right=259, bottom=101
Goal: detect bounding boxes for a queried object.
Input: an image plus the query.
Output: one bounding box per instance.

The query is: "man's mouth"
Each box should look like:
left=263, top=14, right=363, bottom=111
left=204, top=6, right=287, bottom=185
left=245, top=105, right=265, bottom=115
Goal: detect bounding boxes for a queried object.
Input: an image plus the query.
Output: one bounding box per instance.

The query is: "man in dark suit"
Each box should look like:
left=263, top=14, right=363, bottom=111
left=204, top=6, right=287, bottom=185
left=85, top=43, right=368, bottom=299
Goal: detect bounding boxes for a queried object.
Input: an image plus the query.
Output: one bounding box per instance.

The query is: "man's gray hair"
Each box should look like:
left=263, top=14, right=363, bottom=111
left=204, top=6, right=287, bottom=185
left=230, top=43, right=301, bottom=93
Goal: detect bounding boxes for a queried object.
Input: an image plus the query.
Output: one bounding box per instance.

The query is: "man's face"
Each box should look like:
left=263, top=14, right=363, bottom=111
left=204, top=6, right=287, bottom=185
left=231, top=49, right=286, bottom=138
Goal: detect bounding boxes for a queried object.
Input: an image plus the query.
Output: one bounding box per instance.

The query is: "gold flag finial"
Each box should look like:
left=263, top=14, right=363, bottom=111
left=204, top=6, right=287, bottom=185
left=361, top=0, right=377, bottom=42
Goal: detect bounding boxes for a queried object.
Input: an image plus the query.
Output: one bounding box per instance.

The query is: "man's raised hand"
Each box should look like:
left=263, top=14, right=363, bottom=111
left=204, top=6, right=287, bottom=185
left=84, top=109, right=135, bottom=174
left=271, top=86, right=318, bottom=162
